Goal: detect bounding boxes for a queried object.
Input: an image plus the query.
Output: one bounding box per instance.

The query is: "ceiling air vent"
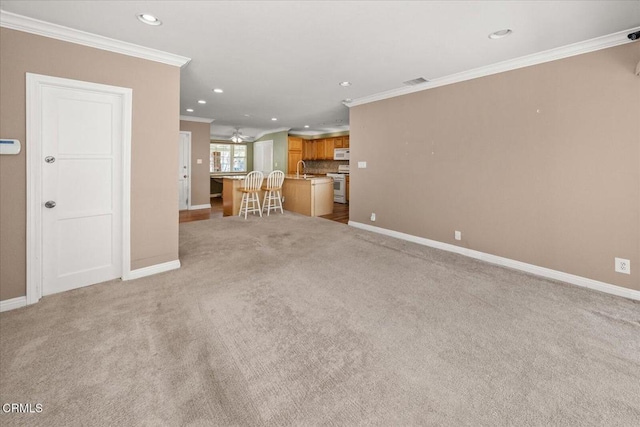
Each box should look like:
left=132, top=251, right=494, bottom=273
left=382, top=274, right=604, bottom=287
left=403, top=77, right=429, bottom=86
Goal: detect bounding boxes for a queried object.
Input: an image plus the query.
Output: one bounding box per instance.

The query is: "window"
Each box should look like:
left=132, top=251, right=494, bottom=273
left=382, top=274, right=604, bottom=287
left=210, top=143, right=247, bottom=173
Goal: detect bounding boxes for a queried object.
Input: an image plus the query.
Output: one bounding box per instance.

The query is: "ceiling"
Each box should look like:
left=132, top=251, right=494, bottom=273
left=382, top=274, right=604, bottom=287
left=1, top=1, right=639, bottom=141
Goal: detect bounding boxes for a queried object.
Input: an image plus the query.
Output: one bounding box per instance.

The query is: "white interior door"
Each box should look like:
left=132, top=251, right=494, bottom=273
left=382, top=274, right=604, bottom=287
left=40, top=83, right=124, bottom=296
left=178, top=132, right=191, bottom=210
left=254, top=140, right=273, bottom=174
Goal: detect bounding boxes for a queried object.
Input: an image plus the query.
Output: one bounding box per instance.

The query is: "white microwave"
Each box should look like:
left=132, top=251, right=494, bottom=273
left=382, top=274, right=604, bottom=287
left=334, top=148, right=350, bottom=160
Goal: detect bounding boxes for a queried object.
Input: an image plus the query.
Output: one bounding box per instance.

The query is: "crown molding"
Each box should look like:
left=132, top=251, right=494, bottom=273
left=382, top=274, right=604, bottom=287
left=210, top=134, right=230, bottom=141
left=254, top=127, right=291, bottom=140
left=210, top=133, right=256, bottom=143
left=348, top=27, right=640, bottom=107
left=0, top=10, right=191, bottom=67
left=180, top=115, right=214, bottom=123
left=289, top=127, right=350, bottom=137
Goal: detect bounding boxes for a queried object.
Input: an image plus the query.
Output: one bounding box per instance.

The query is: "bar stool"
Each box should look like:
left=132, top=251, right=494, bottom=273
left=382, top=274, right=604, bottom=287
left=262, top=170, right=285, bottom=215
left=238, top=171, right=264, bottom=219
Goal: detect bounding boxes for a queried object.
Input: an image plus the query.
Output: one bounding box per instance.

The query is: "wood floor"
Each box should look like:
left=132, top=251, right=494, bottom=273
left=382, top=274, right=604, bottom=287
left=178, top=197, right=222, bottom=223
left=179, top=198, right=349, bottom=224
left=320, top=202, right=349, bottom=224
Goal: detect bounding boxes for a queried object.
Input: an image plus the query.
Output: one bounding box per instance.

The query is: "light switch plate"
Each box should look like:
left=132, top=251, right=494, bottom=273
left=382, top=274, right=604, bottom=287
left=196, top=159, right=202, bottom=164
left=358, top=161, right=367, bottom=168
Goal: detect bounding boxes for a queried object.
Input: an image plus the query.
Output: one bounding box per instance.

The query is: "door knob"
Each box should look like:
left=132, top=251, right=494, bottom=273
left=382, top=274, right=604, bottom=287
left=45, top=156, right=55, bottom=163
left=184, top=175, right=187, bottom=178
left=45, top=201, right=56, bottom=208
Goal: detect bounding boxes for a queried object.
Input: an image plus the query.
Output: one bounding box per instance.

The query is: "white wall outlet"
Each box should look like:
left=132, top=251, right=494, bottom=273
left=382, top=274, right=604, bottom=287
left=281, top=196, right=285, bottom=203
left=196, top=158, right=202, bottom=164
left=455, top=230, right=461, bottom=241
left=615, top=258, right=630, bottom=274
left=358, top=161, right=367, bottom=169
left=370, top=212, right=376, bottom=221
left=275, top=162, right=278, bottom=167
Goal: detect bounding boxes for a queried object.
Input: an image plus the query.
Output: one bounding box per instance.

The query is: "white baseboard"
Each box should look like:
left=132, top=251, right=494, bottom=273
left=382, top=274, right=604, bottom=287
left=189, top=204, right=211, bottom=210
left=348, top=221, right=640, bottom=301
left=0, top=296, right=27, bottom=312
left=123, top=259, right=181, bottom=281
left=2, top=261, right=182, bottom=311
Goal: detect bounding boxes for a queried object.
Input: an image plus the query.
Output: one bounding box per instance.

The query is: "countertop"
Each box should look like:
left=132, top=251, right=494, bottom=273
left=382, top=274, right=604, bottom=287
left=284, top=174, right=333, bottom=181
left=216, top=174, right=333, bottom=181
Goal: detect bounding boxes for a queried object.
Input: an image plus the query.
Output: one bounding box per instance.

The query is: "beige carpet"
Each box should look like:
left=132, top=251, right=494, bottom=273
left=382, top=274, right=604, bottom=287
left=1, top=212, right=639, bottom=426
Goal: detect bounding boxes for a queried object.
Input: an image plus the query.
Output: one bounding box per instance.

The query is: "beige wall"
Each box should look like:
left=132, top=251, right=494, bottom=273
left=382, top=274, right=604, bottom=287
left=350, top=43, right=640, bottom=291
left=180, top=120, right=211, bottom=207
left=0, top=28, right=181, bottom=301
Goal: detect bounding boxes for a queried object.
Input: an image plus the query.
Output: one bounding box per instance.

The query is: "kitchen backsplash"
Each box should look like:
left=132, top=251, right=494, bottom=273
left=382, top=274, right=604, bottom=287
left=304, top=160, right=349, bottom=174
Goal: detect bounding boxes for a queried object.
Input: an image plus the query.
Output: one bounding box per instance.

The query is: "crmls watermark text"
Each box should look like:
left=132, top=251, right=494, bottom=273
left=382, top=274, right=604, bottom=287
left=2, top=403, right=43, bottom=413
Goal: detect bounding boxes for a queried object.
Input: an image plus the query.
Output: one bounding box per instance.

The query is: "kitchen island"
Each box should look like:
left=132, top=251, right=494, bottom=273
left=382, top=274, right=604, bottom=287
left=282, top=175, right=333, bottom=217
left=221, top=174, right=333, bottom=217
left=221, top=176, right=264, bottom=216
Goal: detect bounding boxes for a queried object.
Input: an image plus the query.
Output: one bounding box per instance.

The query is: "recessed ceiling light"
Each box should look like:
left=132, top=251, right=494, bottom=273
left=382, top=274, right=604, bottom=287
left=488, top=29, right=512, bottom=39
left=197, top=100, right=206, bottom=104
left=213, top=88, right=224, bottom=93
left=304, top=125, right=310, bottom=128
left=339, top=81, right=352, bottom=87
left=271, top=118, right=278, bottom=121
left=243, top=114, right=251, bottom=117
left=342, top=98, right=352, bottom=103
left=186, top=108, right=194, bottom=112
left=137, top=13, right=162, bottom=26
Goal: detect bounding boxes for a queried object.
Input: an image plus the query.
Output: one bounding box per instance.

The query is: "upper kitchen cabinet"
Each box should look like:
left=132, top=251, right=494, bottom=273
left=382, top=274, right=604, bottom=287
left=324, top=138, right=335, bottom=159
left=303, top=139, right=316, bottom=160
left=289, top=137, right=303, bottom=152
left=316, top=139, right=327, bottom=160
left=299, top=135, right=349, bottom=161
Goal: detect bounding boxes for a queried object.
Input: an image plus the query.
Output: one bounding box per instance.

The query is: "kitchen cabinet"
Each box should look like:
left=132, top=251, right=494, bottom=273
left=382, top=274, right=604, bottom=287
left=299, top=135, right=350, bottom=161
left=316, top=139, right=327, bottom=160
left=288, top=137, right=303, bottom=151
left=288, top=136, right=303, bottom=174
left=288, top=150, right=302, bottom=175
left=324, top=138, right=335, bottom=159
left=303, top=139, right=316, bottom=160
left=282, top=175, right=333, bottom=216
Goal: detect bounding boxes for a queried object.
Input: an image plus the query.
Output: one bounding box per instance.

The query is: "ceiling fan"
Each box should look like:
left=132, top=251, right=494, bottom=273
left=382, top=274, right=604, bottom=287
left=230, top=128, right=245, bottom=143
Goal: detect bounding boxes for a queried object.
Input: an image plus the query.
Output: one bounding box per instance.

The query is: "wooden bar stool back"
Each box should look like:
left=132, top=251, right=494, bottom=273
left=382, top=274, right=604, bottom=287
left=262, top=170, right=285, bottom=215
left=238, top=171, right=264, bottom=219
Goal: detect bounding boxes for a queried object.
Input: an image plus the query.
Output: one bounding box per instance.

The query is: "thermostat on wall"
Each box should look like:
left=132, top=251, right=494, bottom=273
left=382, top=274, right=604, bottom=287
left=0, top=139, right=21, bottom=155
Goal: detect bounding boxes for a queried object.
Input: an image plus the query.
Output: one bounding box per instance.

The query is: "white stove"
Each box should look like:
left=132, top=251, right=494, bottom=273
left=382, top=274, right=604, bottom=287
left=337, top=165, right=350, bottom=174
left=327, top=165, right=350, bottom=203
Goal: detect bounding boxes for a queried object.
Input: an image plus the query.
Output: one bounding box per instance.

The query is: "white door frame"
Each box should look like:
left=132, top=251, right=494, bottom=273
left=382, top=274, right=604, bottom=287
left=26, top=73, right=132, bottom=305
left=179, top=131, right=192, bottom=210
